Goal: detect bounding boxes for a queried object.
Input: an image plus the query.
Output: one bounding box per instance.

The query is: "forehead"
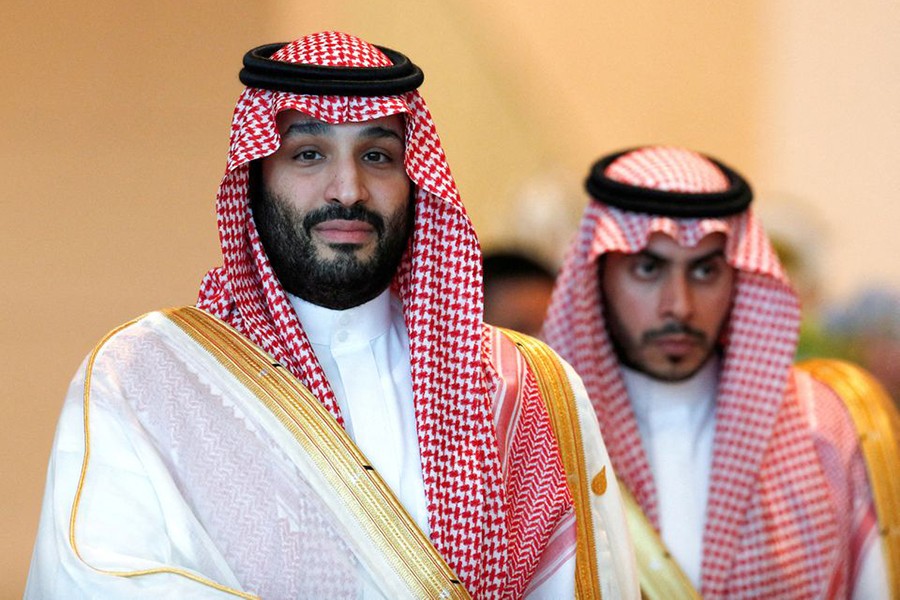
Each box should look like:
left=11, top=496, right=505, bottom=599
left=274, top=110, right=406, bottom=137
left=640, top=232, right=727, bottom=260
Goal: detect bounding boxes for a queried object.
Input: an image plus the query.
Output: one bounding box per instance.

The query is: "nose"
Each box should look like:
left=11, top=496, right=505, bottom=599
left=325, top=158, right=369, bottom=206
left=659, top=273, right=694, bottom=321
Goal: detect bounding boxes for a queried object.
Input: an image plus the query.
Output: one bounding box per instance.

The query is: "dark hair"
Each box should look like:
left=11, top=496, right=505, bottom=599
left=482, top=251, right=555, bottom=284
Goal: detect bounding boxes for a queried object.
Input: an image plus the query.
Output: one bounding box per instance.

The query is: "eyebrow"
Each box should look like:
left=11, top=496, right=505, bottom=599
left=637, top=248, right=726, bottom=265
left=689, top=249, right=727, bottom=266
left=282, top=120, right=404, bottom=143
left=360, top=125, right=404, bottom=143
left=283, top=120, right=329, bottom=138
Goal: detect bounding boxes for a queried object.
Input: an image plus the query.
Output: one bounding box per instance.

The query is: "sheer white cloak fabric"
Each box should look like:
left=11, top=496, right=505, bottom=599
left=26, top=312, right=431, bottom=599
left=26, top=309, right=640, bottom=598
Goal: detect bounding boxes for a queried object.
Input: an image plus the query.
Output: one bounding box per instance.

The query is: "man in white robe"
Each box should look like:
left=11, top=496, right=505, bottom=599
left=544, top=145, right=897, bottom=598
left=26, top=32, right=639, bottom=599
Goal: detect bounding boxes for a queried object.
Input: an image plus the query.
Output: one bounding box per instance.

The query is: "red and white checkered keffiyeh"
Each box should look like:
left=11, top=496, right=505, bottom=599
left=196, top=32, right=570, bottom=597
left=544, top=147, right=848, bottom=597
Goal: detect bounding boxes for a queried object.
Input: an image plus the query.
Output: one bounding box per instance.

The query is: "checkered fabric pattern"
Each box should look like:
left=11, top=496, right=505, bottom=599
left=605, top=146, right=731, bottom=193
left=196, top=31, right=570, bottom=597
left=544, top=147, right=847, bottom=597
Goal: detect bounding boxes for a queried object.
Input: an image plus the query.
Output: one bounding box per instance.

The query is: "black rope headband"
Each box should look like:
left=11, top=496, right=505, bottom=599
left=239, top=42, right=424, bottom=96
left=585, top=149, right=753, bottom=218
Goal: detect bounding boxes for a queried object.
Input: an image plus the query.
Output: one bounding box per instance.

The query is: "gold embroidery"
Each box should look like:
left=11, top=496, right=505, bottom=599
left=499, top=328, right=602, bottom=600
left=591, top=466, right=608, bottom=496
left=798, top=358, right=900, bottom=598
left=70, top=308, right=470, bottom=599
left=621, top=486, right=702, bottom=599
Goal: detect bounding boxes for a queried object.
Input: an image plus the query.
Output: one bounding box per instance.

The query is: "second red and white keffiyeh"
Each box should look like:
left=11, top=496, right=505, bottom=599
left=545, top=146, right=852, bottom=597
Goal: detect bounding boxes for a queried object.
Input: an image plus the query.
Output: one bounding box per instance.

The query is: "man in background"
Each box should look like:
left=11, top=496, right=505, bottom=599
left=483, top=250, right=556, bottom=338
left=544, top=146, right=896, bottom=598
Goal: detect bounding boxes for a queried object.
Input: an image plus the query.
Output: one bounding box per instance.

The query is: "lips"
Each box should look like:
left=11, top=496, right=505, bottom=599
left=311, top=219, right=375, bottom=245
left=653, top=335, right=699, bottom=356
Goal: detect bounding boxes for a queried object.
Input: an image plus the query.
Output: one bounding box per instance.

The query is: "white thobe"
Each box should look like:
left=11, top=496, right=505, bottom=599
left=289, top=290, right=431, bottom=537
left=290, top=290, right=640, bottom=599
left=26, top=299, right=639, bottom=598
left=622, top=359, right=890, bottom=598
left=623, top=359, right=717, bottom=588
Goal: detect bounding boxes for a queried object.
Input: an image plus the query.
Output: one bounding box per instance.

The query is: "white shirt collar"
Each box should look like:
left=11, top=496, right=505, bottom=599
left=288, top=289, right=395, bottom=347
left=623, top=356, right=719, bottom=423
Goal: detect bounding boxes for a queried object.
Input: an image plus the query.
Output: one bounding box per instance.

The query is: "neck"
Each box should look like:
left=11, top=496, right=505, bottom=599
left=622, top=356, right=720, bottom=408
left=288, top=288, right=396, bottom=346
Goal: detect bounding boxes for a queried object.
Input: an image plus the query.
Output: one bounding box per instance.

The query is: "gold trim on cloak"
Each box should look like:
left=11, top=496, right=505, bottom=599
left=620, top=486, right=701, bottom=600
left=69, top=314, right=258, bottom=599
left=618, top=358, right=900, bottom=600
left=798, top=358, right=900, bottom=599
left=69, top=307, right=470, bottom=599
left=499, top=328, right=603, bottom=600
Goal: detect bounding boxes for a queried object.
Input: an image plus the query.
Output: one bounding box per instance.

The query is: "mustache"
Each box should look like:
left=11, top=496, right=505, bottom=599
left=302, top=204, right=385, bottom=236
left=642, top=322, right=707, bottom=344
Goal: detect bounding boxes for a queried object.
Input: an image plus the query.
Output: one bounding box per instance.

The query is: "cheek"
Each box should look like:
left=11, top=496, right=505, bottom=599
left=378, top=175, right=412, bottom=207
left=260, top=155, right=286, bottom=189
left=603, top=272, right=645, bottom=330
left=605, top=290, right=649, bottom=343
left=702, top=286, right=735, bottom=331
left=266, top=173, right=320, bottom=213
left=610, top=281, right=656, bottom=322
left=260, top=164, right=289, bottom=201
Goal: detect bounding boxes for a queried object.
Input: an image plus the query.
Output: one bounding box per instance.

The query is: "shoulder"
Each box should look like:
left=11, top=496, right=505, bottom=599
left=82, top=309, right=192, bottom=372
left=86, top=306, right=233, bottom=360
left=483, top=325, right=587, bottom=393
left=790, top=363, right=858, bottom=449
left=793, top=359, right=899, bottom=446
left=794, top=360, right=900, bottom=592
left=70, top=307, right=223, bottom=409
left=792, top=359, right=900, bottom=508
left=482, top=323, right=529, bottom=376
left=53, top=310, right=190, bottom=470
left=483, top=324, right=592, bottom=428
left=482, top=324, right=569, bottom=372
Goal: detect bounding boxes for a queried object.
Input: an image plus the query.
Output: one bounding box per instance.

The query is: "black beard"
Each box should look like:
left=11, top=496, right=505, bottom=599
left=599, top=257, right=723, bottom=383
left=250, top=181, right=413, bottom=310
left=605, top=311, right=718, bottom=382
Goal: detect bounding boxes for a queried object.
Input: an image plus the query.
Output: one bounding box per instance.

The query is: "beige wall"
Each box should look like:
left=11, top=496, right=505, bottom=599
left=1, top=1, right=268, bottom=593
left=272, top=0, right=767, bottom=259
left=3, top=1, right=898, bottom=596
left=757, top=0, right=900, bottom=299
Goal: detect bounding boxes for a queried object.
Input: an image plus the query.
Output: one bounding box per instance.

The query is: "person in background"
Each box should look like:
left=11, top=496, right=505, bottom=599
left=824, top=286, right=900, bottom=405
left=544, top=145, right=897, bottom=598
left=483, top=250, right=556, bottom=338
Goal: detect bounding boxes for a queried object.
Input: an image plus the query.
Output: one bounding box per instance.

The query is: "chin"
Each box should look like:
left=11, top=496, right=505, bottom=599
left=319, top=241, right=361, bottom=254
left=659, top=370, right=698, bottom=383
left=637, top=357, right=704, bottom=382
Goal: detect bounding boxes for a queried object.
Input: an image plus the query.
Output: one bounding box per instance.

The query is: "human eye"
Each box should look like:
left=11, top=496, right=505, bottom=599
left=362, top=149, right=393, bottom=163
left=293, top=148, right=324, bottom=162
left=631, top=256, right=660, bottom=280
left=691, top=259, right=722, bottom=282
